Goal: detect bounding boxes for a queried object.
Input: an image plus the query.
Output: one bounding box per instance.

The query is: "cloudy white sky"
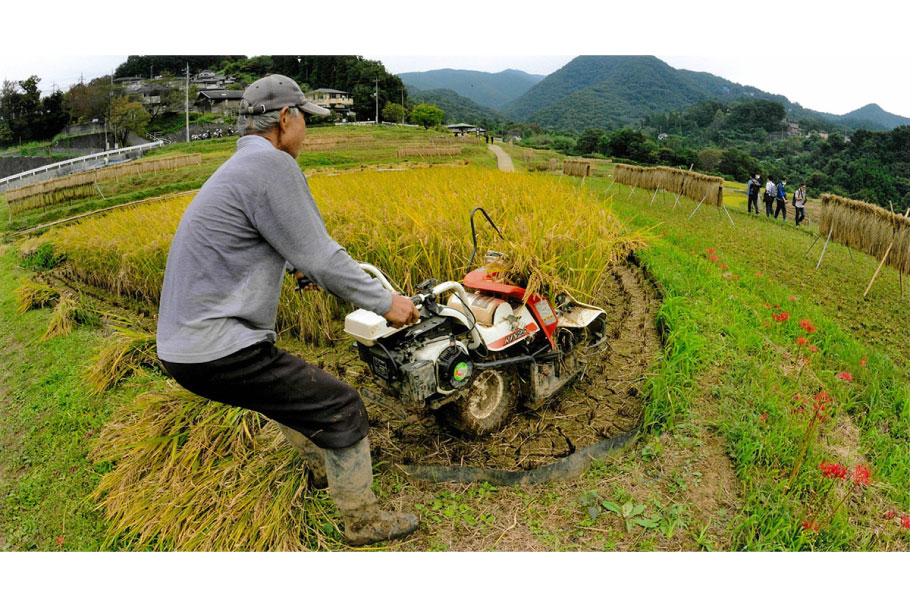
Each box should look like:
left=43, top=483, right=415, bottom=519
left=3, top=1, right=909, bottom=119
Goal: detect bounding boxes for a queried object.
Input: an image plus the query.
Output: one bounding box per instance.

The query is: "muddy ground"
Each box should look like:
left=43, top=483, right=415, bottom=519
left=313, top=260, right=662, bottom=475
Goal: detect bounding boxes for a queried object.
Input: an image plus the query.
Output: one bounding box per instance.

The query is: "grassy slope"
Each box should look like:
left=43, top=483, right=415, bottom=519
left=0, top=249, right=154, bottom=550
left=0, top=147, right=908, bottom=551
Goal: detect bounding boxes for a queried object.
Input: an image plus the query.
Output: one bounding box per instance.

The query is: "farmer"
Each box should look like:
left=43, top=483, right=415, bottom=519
left=764, top=175, right=777, bottom=217
left=746, top=173, right=762, bottom=215
left=794, top=183, right=807, bottom=226
left=156, top=74, right=420, bottom=546
left=774, top=177, right=788, bottom=220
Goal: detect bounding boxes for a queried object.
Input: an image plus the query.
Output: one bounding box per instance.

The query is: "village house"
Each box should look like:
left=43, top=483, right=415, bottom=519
left=309, top=89, right=355, bottom=118
left=192, top=70, right=238, bottom=90
left=194, top=90, right=245, bottom=116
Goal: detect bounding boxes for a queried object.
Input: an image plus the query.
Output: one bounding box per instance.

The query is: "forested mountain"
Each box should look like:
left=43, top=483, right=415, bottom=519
left=501, top=56, right=909, bottom=134
left=398, top=69, right=544, bottom=110
left=838, top=104, right=910, bottom=130
left=406, top=86, right=503, bottom=126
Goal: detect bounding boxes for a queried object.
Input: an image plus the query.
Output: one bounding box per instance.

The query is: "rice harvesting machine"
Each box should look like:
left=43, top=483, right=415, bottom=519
left=340, top=208, right=608, bottom=436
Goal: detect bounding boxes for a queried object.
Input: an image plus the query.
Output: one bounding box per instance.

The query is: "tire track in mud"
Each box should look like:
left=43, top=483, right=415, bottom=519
left=363, top=257, right=663, bottom=483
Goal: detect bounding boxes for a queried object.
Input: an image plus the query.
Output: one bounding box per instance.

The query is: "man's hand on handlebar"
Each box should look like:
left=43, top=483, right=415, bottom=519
left=384, top=294, right=420, bottom=328
left=293, top=270, right=320, bottom=292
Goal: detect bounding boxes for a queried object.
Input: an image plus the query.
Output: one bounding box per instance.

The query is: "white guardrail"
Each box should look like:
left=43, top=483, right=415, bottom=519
left=0, top=141, right=164, bottom=193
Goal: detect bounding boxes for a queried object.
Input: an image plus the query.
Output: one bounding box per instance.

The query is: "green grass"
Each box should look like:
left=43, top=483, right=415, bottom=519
left=600, top=177, right=909, bottom=549
left=0, top=248, right=158, bottom=550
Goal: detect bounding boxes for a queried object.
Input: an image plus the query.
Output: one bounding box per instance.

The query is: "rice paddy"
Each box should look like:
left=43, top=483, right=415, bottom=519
left=1, top=129, right=908, bottom=554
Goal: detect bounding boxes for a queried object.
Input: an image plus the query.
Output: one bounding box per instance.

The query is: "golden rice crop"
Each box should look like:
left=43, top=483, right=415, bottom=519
left=819, top=194, right=910, bottom=274
left=613, top=163, right=724, bottom=207
left=49, top=166, right=646, bottom=343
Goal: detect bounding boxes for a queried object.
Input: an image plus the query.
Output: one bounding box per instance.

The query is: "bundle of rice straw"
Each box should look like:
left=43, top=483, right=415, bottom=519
left=613, top=163, right=724, bottom=207
left=818, top=194, right=910, bottom=274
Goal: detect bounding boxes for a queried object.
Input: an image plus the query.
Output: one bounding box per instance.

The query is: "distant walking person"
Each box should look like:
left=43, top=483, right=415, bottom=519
left=764, top=176, right=777, bottom=217
left=794, top=183, right=807, bottom=226
left=774, top=177, right=788, bottom=220
left=747, top=173, right=762, bottom=214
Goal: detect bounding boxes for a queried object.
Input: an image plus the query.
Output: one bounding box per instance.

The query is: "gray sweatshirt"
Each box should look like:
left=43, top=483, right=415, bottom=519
left=156, top=135, right=392, bottom=363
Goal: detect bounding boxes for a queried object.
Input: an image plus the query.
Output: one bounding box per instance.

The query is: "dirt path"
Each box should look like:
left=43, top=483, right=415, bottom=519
left=488, top=144, right=514, bottom=172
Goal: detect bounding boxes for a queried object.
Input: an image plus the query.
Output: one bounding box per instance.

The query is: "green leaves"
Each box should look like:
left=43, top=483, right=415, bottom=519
left=579, top=491, right=661, bottom=532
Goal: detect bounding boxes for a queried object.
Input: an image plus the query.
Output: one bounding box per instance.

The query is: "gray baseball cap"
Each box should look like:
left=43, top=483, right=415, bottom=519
left=240, top=74, right=330, bottom=116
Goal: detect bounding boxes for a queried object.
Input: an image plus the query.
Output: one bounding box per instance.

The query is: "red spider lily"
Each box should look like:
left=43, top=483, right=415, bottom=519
left=689, top=250, right=696, bottom=255
left=808, top=345, right=818, bottom=352
left=708, top=255, right=720, bottom=262
left=789, top=295, right=798, bottom=301
left=799, top=319, right=816, bottom=333
left=761, top=302, right=772, bottom=308
left=732, top=275, right=739, bottom=280
left=814, top=391, right=831, bottom=405
left=885, top=510, right=896, bottom=519
left=774, top=304, right=781, bottom=309
left=755, top=272, right=763, bottom=277
left=796, top=336, right=808, bottom=346
left=819, top=461, right=849, bottom=480
left=772, top=312, right=790, bottom=322
left=56, top=536, right=64, bottom=546
left=801, top=521, right=819, bottom=532
left=706, top=248, right=715, bottom=254
left=852, top=464, right=871, bottom=487
left=761, top=321, right=770, bottom=327
left=802, top=357, right=811, bottom=365
left=838, top=371, right=853, bottom=382
left=859, top=356, right=867, bottom=368
left=760, top=412, right=768, bottom=425
left=719, top=263, right=728, bottom=269
left=901, top=515, right=910, bottom=529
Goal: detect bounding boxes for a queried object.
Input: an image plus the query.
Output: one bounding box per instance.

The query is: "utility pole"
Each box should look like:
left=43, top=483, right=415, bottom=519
left=185, top=63, right=190, bottom=143
left=374, top=78, right=379, bottom=125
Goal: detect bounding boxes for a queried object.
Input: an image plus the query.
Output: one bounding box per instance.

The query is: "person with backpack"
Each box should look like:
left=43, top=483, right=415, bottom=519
left=774, top=177, right=788, bottom=220
left=794, top=183, right=807, bottom=226
left=747, top=173, right=762, bottom=214
left=764, top=176, right=777, bottom=217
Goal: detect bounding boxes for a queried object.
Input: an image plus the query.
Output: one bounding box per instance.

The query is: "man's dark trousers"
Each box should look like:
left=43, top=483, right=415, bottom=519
left=160, top=341, right=369, bottom=450
left=774, top=199, right=787, bottom=220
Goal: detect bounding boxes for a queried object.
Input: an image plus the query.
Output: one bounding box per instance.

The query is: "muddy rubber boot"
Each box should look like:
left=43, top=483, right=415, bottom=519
left=325, top=437, right=418, bottom=546
left=275, top=422, right=328, bottom=489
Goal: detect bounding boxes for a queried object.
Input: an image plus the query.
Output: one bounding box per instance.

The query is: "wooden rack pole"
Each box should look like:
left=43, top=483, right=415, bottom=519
left=687, top=194, right=708, bottom=220
left=815, top=227, right=833, bottom=270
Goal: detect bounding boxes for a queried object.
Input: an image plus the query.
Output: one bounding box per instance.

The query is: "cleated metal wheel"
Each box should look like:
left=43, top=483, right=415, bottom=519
left=446, top=369, right=516, bottom=437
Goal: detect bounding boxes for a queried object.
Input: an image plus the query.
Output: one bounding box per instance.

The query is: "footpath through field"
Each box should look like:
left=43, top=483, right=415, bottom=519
left=488, top=144, right=514, bottom=172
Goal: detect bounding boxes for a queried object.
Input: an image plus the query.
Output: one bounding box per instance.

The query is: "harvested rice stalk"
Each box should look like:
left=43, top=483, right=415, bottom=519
left=43, top=293, right=79, bottom=340
left=15, top=278, right=58, bottom=313
left=42, top=294, right=100, bottom=340
left=85, top=325, right=160, bottom=394
left=90, top=385, right=340, bottom=551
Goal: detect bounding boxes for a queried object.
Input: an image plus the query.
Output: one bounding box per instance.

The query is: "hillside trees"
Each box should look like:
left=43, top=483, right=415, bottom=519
left=0, top=76, right=70, bottom=144
left=381, top=102, right=408, bottom=124
left=410, top=104, right=444, bottom=130
left=109, top=97, right=150, bottom=147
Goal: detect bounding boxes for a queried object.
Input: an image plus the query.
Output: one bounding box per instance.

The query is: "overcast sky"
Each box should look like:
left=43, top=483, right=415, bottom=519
left=3, top=2, right=909, bottom=118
